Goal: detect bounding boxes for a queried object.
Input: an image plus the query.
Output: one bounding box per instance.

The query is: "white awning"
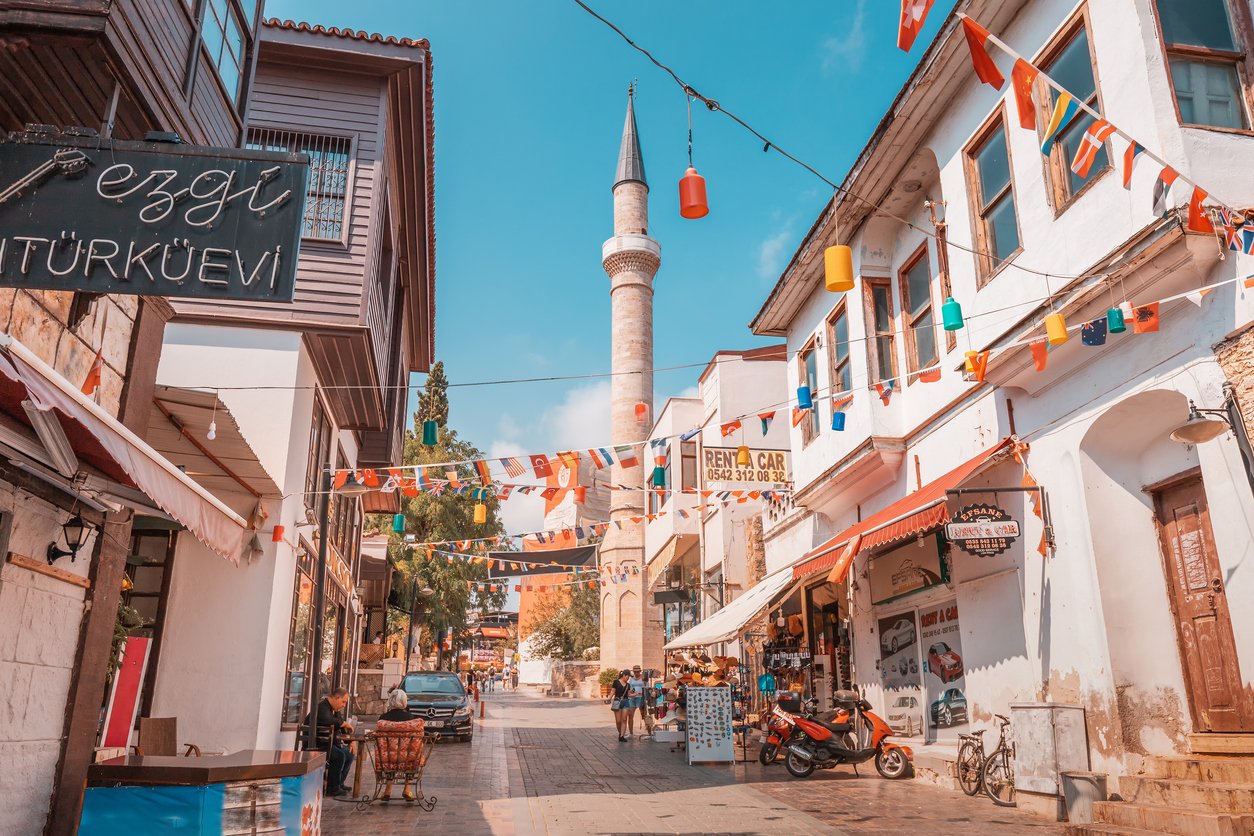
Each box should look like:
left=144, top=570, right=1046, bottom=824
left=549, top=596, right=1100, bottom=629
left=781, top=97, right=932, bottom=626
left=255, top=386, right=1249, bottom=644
left=0, top=335, right=250, bottom=564
left=664, top=566, right=798, bottom=650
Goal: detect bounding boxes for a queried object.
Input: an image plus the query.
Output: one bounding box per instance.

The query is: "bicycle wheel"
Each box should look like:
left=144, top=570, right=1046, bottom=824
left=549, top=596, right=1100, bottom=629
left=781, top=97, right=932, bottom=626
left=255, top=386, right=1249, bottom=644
left=956, top=741, right=983, bottom=796
left=982, top=746, right=1016, bottom=807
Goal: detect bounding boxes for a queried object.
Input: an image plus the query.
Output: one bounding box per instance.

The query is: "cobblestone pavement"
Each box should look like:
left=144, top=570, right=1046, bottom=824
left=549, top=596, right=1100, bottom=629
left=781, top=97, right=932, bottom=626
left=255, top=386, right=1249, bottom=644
left=322, top=689, right=1064, bottom=835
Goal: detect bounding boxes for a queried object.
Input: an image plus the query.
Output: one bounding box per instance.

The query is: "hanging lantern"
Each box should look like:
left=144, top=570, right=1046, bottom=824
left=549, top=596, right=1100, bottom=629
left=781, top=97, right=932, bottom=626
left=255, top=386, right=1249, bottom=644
left=964, top=351, right=978, bottom=374
left=392, top=513, right=405, bottom=534
left=635, top=402, right=648, bottom=423
left=941, top=297, right=964, bottom=331
left=1107, top=306, right=1127, bottom=334
left=421, top=420, right=438, bottom=446
left=272, top=525, right=285, bottom=543
left=574, top=486, right=587, bottom=504
left=473, top=503, right=487, bottom=525
left=652, top=465, right=666, bottom=487
left=1045, top=312, right=1069, bottom=345
left=678, top=167, right=709, bottom=218
left=824, top=245, right=854, bottom=293
left=831, top=411, right=846, bottom=432
left=797, top=385, right=813, bottom=410
left=736, top=445, right=752, bottom=468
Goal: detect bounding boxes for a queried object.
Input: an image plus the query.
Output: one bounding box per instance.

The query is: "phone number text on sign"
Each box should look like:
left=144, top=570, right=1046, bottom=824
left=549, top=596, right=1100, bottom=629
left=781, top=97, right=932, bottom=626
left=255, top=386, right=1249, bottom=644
left=701, top=447, right=789, bottom=484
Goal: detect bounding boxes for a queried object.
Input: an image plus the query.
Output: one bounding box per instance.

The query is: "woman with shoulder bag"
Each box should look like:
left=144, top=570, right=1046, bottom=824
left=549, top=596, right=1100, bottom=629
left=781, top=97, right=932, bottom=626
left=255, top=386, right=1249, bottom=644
left=610, top=669, right=631, bottom=742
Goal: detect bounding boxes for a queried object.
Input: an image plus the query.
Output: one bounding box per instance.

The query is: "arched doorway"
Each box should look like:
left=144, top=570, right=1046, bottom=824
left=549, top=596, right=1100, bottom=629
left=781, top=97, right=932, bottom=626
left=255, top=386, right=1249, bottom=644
left=1081, top=389, right=1249, bottom=749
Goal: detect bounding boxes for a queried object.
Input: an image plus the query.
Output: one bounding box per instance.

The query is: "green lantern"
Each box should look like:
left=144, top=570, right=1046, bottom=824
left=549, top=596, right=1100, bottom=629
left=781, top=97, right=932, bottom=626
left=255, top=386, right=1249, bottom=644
left=652, top=466, right=666, bottom=487
left=422, top=420, right=438, bottom=446
left=392, top=513, right=405, bottom=534
left=1106, top=306, right=1126, bottom=334
left=941, top=296, right=964, bottom=331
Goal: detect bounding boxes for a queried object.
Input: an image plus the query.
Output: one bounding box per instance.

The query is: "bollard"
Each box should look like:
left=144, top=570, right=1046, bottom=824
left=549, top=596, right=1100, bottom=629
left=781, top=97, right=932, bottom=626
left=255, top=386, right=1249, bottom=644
left=479, top=700, right=485, bottom=719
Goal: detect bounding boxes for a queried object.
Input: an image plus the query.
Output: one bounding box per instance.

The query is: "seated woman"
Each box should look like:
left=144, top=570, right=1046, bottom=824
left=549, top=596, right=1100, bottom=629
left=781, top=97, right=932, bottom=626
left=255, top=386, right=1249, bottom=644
left=375, top=689, right=424, bottom=801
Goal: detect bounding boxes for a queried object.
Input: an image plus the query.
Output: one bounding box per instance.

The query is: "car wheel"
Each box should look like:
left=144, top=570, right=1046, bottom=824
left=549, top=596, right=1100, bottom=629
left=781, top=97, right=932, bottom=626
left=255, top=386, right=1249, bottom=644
left=940, top=705, right=952, bottom=727
left=891, top=638, right=899, bottom=653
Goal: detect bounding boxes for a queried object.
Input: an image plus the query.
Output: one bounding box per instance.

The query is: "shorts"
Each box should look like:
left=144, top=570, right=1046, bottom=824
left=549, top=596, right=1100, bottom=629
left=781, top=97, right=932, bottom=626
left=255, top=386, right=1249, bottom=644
left=623, top=696, right=643, bottom=710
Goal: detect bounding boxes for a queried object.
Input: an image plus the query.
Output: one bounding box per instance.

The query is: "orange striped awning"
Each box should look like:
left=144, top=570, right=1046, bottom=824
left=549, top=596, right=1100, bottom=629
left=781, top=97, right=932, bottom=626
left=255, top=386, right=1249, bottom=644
left=792, top=438, right=1013, bottom=581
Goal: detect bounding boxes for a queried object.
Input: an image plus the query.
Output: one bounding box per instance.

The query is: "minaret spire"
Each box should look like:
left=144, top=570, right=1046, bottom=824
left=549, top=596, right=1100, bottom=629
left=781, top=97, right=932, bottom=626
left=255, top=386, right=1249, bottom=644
left=614, top=83, right=647, bottom=191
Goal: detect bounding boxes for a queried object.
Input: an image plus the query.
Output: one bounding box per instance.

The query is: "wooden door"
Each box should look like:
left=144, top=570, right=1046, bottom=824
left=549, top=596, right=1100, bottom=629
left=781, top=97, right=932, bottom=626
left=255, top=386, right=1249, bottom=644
left=1154, top=474, right=1251, bottom=733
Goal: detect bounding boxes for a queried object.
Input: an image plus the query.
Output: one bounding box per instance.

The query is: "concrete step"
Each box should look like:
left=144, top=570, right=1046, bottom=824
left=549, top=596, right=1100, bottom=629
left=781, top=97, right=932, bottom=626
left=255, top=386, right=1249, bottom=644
left=1142, top=756, right=1254, bottom=785
left=1121, top=775, right=1254, bottom=813
left=1063, top=825, right=1172, bottom=836
left=1092, top=801, right=1254, bottom=836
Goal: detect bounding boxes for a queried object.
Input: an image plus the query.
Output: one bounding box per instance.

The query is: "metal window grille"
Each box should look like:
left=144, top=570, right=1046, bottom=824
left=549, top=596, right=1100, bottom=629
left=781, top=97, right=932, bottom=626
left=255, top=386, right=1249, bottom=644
left=246, top=128, right=351, bottom=240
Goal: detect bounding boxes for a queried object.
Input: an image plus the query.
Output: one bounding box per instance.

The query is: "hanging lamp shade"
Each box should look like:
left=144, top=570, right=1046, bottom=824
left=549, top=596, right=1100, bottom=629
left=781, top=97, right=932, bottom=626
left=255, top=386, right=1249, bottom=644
left=652, top=465, right=666, bottom=487
left=392, top=513, right=405, bottom=534
left=473, top=503, right=487, bottom=525
left=797, top=385, right=813, bottom=410
left=964, top=351, right=978, bottom=374
left=1106, top=306, right=1127, bottom=334
left=421, top=420, right=438, bottom=446
left=941, top=297, right=964, bottom=331
left=1045, top=312, right=1069, bottom=345
left=831, top=411, right=846, bottom=432
left=573, top=486, right=587, bottom=504
left=635, top=402, right=649, bottom=422
left=824, top=245, right=854, bottom=293
left=678, top=167, right=709, bottom=219
left=272, top=525, right=285, bottom=543
left=736, top=445, right=752, bottom=467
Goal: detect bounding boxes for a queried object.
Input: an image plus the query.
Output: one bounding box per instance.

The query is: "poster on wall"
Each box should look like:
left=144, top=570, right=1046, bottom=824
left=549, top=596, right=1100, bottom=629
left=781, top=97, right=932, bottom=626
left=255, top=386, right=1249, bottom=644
left=877, top=610, right=923, bottom=737
left=919, top=599, right=968, bottom=741
left=686, top=687, right=735, bottom=763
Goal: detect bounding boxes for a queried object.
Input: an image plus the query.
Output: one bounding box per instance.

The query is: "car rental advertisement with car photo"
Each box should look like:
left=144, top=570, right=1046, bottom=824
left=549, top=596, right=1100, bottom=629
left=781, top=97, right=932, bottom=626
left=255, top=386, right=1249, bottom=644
left=919, top=600, right=968, bottom=741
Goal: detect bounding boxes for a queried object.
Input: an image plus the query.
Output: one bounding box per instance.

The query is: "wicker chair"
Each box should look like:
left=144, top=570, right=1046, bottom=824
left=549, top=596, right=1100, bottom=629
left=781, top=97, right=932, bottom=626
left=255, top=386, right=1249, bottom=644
left=360, top=718, right=436, bottom=811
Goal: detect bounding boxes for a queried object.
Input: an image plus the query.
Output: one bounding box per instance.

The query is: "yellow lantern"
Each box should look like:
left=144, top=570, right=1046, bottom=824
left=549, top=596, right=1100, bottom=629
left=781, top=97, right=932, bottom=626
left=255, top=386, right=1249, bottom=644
left=824, top=245, right=854, bottom=293
left=736, top=445, right=752, bottom=467
left=473, top=503, right=487, bottom=525
left=964, top=351, right=977, bottom=374
left=1045, top=312, right=1069, bottom=345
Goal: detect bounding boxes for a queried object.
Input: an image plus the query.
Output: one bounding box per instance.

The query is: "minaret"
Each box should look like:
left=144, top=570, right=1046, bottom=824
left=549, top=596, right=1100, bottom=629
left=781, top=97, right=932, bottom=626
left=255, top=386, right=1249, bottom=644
left=600, top=86, right=661, bottom=672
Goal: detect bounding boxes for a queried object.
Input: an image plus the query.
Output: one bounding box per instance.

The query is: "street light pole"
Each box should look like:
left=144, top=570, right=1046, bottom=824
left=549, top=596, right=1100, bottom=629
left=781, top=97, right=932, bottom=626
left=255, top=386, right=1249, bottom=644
left=302, top=467, right=333, bottom=752
left=403, top=573, right=419, bottom=675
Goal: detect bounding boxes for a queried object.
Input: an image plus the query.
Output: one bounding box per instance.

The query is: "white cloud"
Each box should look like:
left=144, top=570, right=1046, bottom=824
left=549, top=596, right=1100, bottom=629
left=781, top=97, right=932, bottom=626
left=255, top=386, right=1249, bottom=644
left=821, top=0, right=868, bottom=74
left=757, top=226, right=795, bottom=281
left=487, top=381, right=612, bottom=534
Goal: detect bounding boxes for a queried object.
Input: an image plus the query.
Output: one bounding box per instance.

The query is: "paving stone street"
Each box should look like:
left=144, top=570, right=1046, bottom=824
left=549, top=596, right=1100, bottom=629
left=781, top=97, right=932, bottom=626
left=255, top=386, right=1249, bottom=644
left=322, top=690, right=1065, bottom=835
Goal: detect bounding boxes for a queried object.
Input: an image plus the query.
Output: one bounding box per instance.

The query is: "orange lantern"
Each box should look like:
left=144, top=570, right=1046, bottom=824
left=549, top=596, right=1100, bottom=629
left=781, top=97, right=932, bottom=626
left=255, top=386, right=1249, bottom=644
left=679, top=167, right=709, bottom=219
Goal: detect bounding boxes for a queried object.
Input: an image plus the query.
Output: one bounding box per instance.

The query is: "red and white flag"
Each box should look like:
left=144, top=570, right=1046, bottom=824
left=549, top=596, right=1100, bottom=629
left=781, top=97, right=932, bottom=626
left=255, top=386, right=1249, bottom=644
left=1070, top=119, right=1116, bottom=179
left=897, top=0, right=934, bottom=52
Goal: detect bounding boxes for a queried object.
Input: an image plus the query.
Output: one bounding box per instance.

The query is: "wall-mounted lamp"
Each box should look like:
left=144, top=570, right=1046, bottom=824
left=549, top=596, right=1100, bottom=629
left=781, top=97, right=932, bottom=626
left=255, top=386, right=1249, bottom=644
left=1170, top=400, right=1232, bottom=445
left=48, top=513, right=90, bottom=564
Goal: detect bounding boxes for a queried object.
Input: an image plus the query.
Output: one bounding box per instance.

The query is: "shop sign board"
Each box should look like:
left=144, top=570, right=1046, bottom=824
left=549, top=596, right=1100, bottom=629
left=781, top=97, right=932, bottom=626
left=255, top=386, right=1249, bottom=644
left=946, top=503, right=1019, bottom=557
left=701, top=446, right=789, bottom=484
left=0, top=132, right=308, bottom=300
left=868, top=540, right=945, bottom=606
left=685, top=686, right=735, bottom=763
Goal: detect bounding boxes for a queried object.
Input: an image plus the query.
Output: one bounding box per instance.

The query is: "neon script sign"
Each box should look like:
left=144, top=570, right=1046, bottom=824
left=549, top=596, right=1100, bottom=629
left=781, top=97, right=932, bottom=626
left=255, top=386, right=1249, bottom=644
left=0, top=133, right=309, bottom=301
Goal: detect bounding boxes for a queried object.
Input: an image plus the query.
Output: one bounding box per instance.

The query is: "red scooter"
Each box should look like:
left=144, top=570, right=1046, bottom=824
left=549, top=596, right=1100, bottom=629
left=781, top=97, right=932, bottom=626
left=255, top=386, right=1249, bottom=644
left=782, top=689, right=913, bottom=780
left=759, top=701, right=804, bottom=765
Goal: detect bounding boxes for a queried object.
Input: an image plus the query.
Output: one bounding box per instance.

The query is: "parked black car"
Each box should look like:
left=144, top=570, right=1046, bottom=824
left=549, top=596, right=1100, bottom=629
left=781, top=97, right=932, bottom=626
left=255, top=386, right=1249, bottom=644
left=400, top=671, right=473, bottom=742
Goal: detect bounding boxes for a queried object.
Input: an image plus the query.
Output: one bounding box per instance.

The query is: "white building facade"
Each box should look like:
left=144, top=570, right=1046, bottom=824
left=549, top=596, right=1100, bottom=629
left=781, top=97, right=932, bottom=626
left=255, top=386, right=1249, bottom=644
left=753, top=0, right=1254, bottom=801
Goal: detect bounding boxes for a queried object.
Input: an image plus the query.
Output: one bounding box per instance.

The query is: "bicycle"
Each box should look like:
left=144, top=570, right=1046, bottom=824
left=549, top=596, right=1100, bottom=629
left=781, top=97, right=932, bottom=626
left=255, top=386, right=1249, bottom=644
left=981, top=714, right=1016, bottom=807
left=955, top=728, right=987, bottom=796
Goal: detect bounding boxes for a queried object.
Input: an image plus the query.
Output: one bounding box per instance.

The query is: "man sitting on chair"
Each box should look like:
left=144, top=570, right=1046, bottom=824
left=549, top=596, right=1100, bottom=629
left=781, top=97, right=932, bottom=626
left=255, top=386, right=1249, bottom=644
left=308, top=687, right=354, bottom=797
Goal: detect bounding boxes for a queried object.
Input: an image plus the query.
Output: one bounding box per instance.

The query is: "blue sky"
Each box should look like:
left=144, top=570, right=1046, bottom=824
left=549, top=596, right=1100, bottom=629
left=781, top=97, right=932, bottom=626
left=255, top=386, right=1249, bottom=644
left=268, top=0, right=954, bottom=530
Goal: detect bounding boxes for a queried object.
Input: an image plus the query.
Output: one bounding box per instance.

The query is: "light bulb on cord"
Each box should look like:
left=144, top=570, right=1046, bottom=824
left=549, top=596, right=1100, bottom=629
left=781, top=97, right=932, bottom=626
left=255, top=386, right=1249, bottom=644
left=207, top=421, right=217, bottom=441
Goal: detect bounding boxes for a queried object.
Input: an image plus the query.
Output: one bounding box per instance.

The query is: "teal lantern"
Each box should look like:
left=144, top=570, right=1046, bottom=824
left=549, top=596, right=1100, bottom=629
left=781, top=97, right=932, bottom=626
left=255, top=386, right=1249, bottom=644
left=392, top=513, right=405, bottom=534
left=797, top=386, right=813, bottom=410
left=652, top=466, right=666, bottom=487
left=831, top=411, right=846, bottom=432
left=1106, top=306, right=1126, bottom=334
left=941, top=296, right=964, bottom=331
left=421, top=420, right=438, bottom=446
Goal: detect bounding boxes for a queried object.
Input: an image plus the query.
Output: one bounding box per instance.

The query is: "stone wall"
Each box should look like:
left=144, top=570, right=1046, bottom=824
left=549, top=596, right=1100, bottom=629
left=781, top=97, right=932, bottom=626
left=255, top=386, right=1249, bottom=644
left=549, top=661, right=600, bottom=699
left=354, top=670, right=388, bottom=717
left=1216, top=324, right=1254, bottom=443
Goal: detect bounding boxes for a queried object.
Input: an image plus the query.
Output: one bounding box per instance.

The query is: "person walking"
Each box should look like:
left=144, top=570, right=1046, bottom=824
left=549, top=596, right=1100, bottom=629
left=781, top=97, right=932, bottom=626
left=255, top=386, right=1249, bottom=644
left=631, top=665, right=653, bottom=735
left=611, top=669, right=631, bottom=742
left=624, top=666, right=646, bottom=738
left=510, top=666, right=519, bottom=691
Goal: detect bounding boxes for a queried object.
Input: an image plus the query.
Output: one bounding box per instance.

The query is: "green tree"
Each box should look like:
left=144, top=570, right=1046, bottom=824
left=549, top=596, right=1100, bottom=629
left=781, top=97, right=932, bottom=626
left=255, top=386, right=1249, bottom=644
left=385, top=365, right=508, bottom=668
left=525, top=581, right=600, bottom=661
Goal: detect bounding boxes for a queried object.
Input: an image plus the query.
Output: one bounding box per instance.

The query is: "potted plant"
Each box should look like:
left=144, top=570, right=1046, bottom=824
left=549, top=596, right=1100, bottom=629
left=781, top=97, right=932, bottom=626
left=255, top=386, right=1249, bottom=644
left=598, top=667, right=620, bottom=700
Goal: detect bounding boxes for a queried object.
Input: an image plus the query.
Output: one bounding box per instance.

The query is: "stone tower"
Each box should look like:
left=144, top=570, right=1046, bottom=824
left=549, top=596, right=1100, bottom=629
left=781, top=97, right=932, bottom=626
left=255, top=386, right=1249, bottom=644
left=599, top=87, right=661, bottom=672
